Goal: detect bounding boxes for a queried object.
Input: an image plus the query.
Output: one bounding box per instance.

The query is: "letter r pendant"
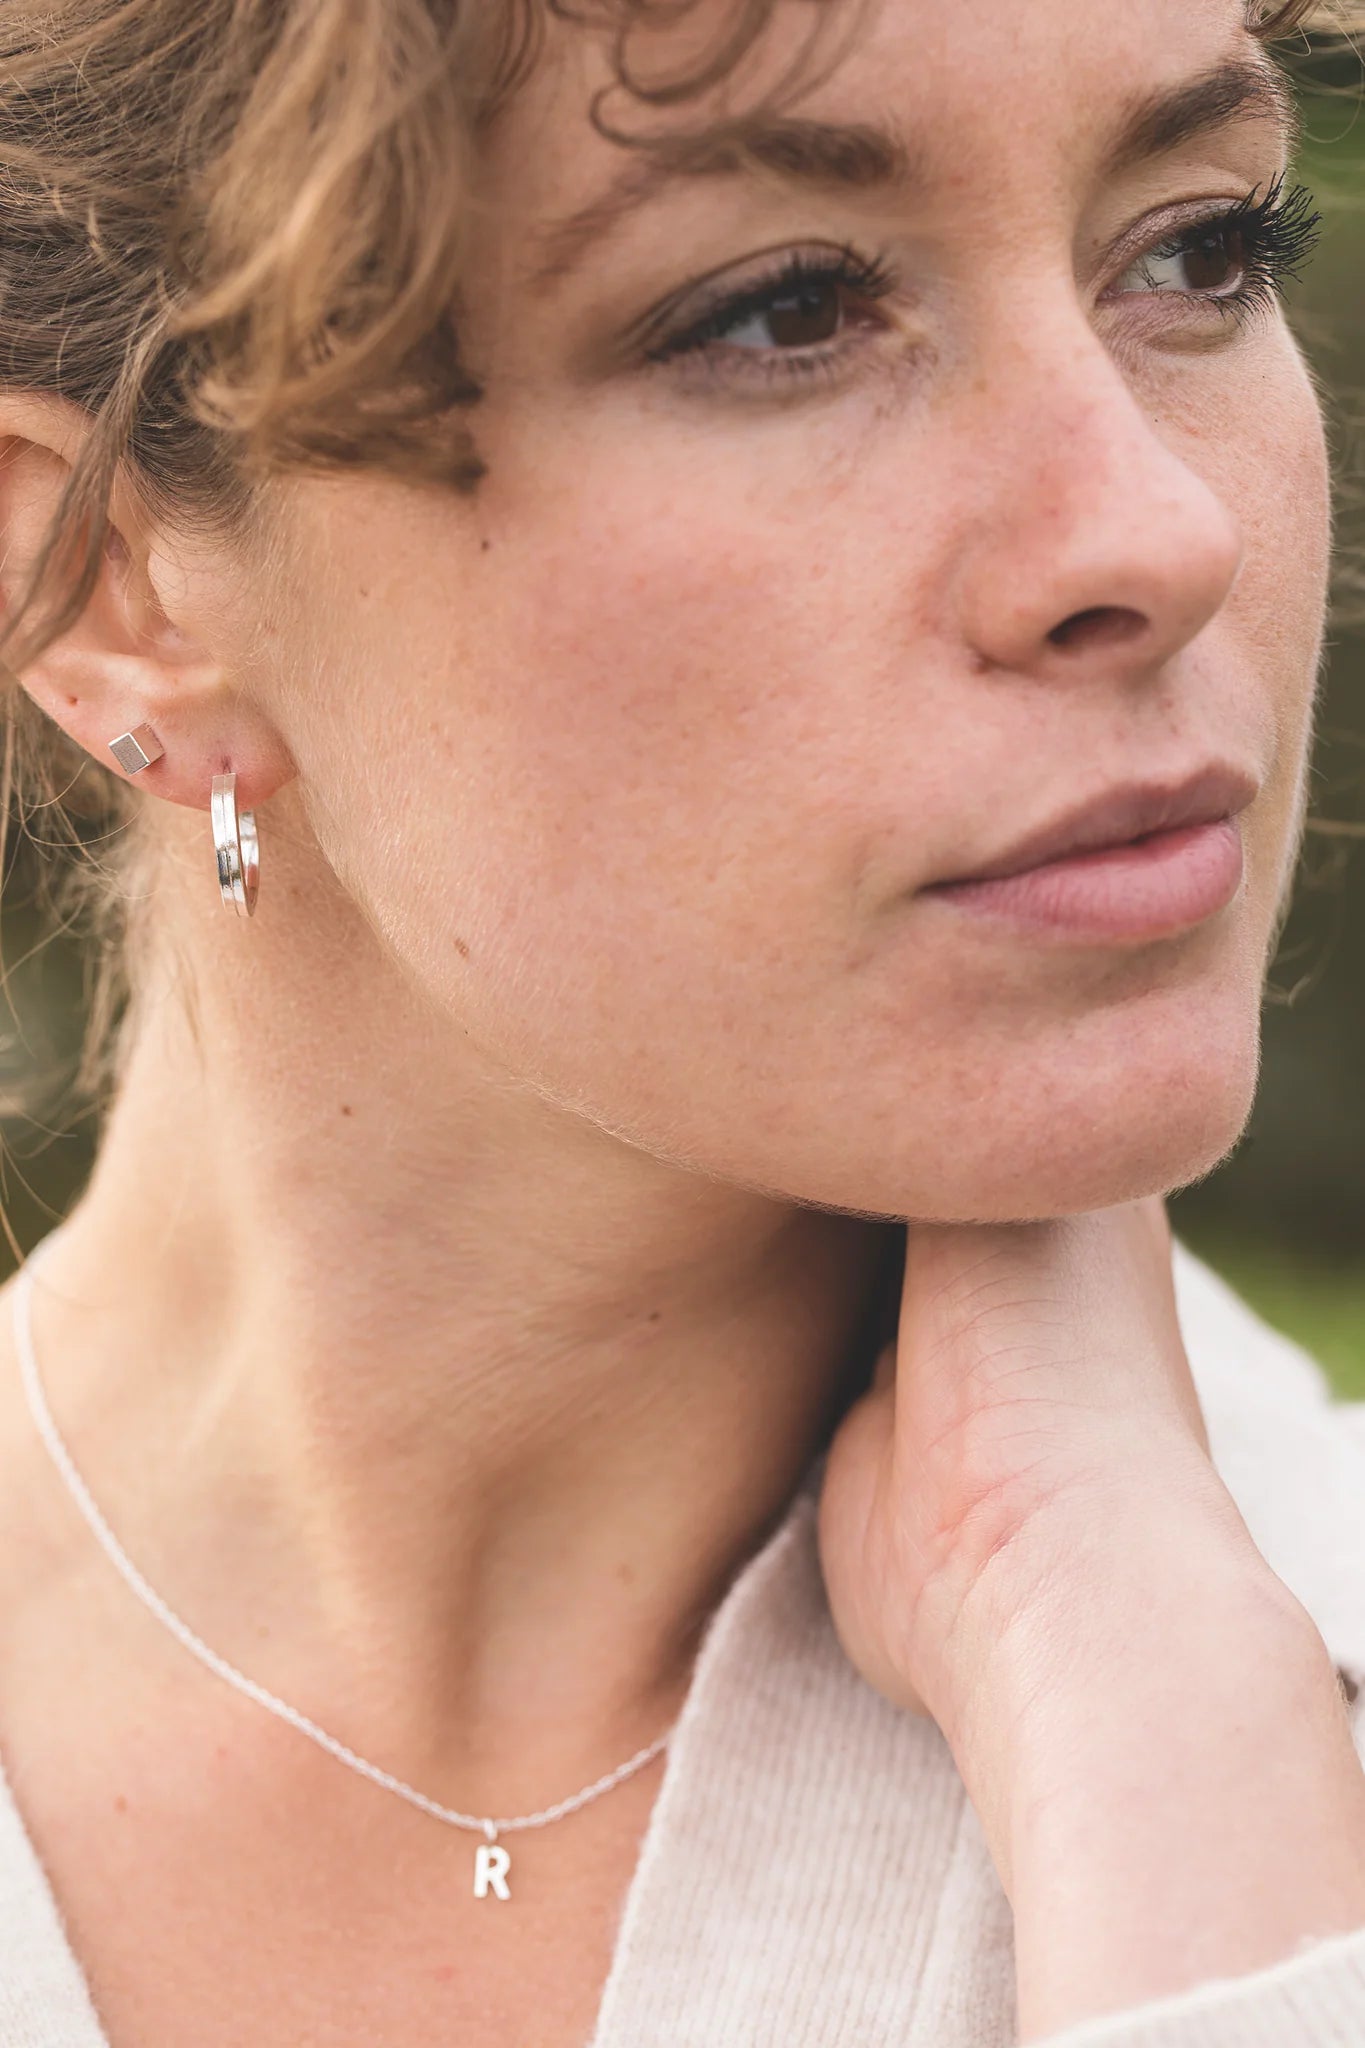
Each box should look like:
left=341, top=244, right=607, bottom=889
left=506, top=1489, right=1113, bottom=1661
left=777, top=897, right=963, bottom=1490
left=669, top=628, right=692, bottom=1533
left=473, top=1826, right=512, bottom=1901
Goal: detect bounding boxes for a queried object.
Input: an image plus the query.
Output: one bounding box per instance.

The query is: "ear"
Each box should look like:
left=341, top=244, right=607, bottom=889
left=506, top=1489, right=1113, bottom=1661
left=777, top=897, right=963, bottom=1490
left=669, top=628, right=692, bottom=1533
left=0, top=391, right=295, bottom=813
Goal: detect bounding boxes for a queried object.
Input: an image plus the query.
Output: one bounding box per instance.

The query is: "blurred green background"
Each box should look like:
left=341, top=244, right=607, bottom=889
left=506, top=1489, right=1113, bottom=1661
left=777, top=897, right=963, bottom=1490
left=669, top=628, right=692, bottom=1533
left=0, top=58, right=1362, bottom=1388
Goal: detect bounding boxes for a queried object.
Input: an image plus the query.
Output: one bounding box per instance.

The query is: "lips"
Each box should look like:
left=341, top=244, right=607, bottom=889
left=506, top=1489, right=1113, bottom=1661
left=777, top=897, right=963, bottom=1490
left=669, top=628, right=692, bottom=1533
left=922, top=766, right=1257, bottom=943
left=933, top=767, right=1258, bottom=887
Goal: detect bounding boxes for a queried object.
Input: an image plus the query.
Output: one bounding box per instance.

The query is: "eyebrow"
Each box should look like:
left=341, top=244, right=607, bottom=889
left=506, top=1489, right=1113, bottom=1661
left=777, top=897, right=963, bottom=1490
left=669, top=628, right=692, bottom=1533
left=529, top=54, right=1298, bottom=293
left=531, top=116, right=915, bottom=292
left=1108, top=52, right=1298, bottom=173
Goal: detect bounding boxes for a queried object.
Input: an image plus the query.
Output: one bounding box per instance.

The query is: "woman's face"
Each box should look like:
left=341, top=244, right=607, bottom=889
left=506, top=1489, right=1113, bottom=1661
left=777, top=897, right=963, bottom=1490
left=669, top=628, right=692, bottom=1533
left=264, top=0, right=1329, bottom=1220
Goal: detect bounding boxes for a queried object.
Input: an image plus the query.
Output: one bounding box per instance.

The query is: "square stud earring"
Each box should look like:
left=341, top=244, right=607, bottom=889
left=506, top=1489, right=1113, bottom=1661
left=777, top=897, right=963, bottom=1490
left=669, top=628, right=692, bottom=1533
left=108, top=725, right=165, bottom=775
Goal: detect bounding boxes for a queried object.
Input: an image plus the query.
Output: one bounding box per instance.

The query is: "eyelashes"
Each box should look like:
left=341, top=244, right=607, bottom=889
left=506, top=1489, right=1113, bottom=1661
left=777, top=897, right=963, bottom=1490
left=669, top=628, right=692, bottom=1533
left=642, top=177, right=1323, bottom=383
left=1217, top=175, right=1324, bottom=295
left=645, top=245, right=895, bottom=366
left=1123, top=175, right=1322, bottom=322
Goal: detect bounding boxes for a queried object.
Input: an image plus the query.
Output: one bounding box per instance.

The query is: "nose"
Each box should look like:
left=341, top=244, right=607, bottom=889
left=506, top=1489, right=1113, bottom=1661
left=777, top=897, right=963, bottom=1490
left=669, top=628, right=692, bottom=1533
left=953, top=320, right=1244, bottom=685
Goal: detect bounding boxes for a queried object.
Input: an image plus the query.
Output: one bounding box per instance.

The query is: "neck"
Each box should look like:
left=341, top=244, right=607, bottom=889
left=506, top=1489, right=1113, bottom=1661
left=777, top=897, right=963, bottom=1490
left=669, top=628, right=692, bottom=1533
left=20, top=862, right=899, bottom=1805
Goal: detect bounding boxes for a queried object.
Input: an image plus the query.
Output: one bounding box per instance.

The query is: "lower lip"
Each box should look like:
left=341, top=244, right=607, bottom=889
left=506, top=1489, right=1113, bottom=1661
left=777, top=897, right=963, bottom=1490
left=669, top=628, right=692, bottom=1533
left=924, top=819, right=1245, bottom=942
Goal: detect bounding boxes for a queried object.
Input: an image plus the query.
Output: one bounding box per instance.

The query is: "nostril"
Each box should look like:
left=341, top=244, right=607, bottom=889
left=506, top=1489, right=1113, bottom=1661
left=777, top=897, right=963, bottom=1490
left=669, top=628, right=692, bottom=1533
left=1047, top=605, right=1148, bottom=652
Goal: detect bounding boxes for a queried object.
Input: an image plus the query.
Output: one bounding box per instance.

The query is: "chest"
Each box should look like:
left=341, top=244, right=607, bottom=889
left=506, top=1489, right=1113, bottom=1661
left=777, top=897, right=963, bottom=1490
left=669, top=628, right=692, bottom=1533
left=76, top=1834, right=642, bottom=2046
left=0, top=1676, right=659, bottom=2048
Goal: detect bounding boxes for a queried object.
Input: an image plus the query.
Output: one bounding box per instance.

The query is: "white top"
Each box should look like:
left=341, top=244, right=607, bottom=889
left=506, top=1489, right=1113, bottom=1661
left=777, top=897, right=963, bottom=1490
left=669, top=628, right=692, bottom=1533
left=5, top=1246, right=1365, bottom=2046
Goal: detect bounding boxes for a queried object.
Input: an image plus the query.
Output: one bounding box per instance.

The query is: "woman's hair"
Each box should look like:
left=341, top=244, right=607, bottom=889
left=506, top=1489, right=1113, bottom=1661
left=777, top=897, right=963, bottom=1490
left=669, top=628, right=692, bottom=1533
left=0, top=0, right=1358, bottom=1108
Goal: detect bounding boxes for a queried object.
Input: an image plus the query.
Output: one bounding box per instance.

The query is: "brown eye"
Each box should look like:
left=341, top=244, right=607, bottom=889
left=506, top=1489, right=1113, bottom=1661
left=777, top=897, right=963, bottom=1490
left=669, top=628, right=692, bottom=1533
left=653, top=250, right=893, bottom=363
left=1117, top=221, right=1248, bottom=301
left=1177, top=224, right=1245, bottom=293
left=762, top=277, right=844, bottom=348
left=1110, top=183, right=1321, bottom=322
left=647, top=246, right=895, bottom=374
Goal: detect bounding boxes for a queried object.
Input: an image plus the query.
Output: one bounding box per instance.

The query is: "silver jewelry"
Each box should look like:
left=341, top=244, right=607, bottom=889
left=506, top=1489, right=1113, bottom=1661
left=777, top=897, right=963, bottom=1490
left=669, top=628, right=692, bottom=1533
left=12, top=1236, right=674, bottom=1899
left=107, top=725, right=164, bottom=775
left=211, top=772, right=260, bottom=919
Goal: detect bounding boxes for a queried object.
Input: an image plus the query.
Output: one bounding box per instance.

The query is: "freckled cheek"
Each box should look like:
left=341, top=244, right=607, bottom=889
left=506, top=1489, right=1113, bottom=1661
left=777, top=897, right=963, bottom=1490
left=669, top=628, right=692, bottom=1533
left=1228, top=373, right=1330, bottom=830
left=460, top=439, right=993, bottom=955
left=1196, top=391, right=1327, bottom=942
left=485, top=507, right=886, bottom=840
left=1239, top=369, right=1329, bottom=628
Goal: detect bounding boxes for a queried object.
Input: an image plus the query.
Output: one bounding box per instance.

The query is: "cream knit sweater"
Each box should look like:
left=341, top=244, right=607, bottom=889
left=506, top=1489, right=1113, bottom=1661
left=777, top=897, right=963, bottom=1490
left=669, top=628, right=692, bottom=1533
left=4, top=1248, right=1365, bottom=2046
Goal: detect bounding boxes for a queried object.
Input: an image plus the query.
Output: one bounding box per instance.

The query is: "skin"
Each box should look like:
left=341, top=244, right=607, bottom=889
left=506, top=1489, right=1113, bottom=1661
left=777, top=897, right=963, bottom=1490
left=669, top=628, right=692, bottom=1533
left=0, top=0, right=1362, bottom=2040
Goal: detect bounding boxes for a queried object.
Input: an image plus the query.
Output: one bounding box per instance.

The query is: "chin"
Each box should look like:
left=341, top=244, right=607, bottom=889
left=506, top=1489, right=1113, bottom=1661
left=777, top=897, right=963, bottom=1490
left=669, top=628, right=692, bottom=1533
left=948, top=1105, right=1250, bottom=1226
left=908, top=1024, right=1260, bottom=1225
left=781, top=968, right=1266, bottom=1227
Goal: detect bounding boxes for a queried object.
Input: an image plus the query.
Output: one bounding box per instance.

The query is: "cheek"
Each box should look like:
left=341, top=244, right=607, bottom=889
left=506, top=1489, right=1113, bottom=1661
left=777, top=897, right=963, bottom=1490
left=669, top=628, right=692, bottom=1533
left=1178, top=336, right=1330, bottom=708
left=1243, top=437, right=1328, bottom=689
left=288, top=462, right=918, bottom=1061
left=1214, top=345, right=1331, bottom=898
left=1222, top=343, right=1331, bottom=624
left=446, top=477, right=933, bottom=960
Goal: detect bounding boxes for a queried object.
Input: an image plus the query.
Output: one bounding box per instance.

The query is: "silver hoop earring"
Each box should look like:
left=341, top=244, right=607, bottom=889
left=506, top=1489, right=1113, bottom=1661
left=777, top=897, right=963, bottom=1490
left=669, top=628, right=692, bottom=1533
left=211, top=772, right=259, bottom=919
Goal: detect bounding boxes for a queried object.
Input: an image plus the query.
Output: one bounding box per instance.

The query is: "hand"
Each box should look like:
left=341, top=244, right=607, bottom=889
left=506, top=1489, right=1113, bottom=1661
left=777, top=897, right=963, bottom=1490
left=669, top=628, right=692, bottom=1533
left=817, top=1201, right=1365, bottom=2038
left=818, top=1198, right=1221, bottom=1739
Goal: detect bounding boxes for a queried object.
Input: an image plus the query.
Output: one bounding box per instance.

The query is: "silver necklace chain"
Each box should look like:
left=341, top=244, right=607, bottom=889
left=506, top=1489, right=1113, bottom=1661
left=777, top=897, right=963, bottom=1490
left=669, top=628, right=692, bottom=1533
left=12, top=1239, right=674, bottom=1856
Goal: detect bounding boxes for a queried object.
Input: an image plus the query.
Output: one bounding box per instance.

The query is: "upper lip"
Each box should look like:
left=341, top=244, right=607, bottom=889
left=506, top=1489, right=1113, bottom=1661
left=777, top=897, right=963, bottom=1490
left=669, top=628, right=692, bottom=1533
left=928, top=765, right=1259, bottom=889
